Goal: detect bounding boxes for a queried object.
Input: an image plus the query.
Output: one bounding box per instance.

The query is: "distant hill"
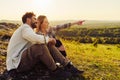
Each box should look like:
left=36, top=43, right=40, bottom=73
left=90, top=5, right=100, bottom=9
left=50, top=20, right=120, bottom=28
left=0, top=19, right=120, bottom=28
left=0, top=20, right=22, bottom=24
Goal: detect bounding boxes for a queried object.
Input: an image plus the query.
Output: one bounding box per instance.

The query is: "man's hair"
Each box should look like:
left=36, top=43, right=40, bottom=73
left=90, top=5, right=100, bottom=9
left=22, top=12, right=35, bottom=23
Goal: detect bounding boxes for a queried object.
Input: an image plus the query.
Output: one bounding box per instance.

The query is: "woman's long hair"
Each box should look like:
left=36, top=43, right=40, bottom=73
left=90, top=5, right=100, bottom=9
left=36, top=15, right=46, bottom=33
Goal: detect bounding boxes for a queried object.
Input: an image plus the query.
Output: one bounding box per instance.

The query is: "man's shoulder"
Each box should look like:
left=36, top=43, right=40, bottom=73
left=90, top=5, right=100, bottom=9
left=21, top=24, right=30, bottom=28
left=14, top=24, right=30, bottom=34
left=18, top=24, right=31, bottom=31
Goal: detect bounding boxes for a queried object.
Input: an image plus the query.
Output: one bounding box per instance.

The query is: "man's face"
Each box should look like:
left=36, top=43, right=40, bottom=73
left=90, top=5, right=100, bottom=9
left=30, top=16, right=37, bottom=29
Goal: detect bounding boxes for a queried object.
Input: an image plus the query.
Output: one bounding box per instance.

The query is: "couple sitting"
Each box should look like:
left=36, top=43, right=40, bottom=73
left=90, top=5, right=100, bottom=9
left=6, top=12, right=84, bottom=79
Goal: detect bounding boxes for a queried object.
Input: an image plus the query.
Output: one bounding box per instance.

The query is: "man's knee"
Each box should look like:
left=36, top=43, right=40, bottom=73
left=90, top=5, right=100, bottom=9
left=31, top=44, right=46, bottom=49
left=29, top=44, right=47, bottom=57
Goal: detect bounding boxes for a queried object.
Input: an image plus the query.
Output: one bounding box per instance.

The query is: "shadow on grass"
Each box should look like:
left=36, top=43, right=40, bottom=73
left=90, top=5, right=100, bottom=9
left=0, top=70, right=86, bottom=80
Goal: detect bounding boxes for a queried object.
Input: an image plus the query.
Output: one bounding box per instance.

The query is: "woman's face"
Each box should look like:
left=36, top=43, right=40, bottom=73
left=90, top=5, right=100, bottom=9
left=41, top=17, right=49, bottom=29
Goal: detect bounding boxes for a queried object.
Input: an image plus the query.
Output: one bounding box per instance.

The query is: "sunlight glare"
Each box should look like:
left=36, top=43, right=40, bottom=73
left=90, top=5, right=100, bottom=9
left=33, top=0, right=51, bottom=11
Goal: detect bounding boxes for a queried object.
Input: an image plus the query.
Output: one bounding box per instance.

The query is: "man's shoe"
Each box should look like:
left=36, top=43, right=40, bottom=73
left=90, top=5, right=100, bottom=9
left=50, top=67, right=72, bottom=79
left=65, top=62, right=84, bottom=76
left=6, top=69, right=17, bottom=80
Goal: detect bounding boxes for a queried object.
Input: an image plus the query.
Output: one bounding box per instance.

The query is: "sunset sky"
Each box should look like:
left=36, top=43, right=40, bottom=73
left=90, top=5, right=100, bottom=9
left=0, top=0, right=120, bottom=21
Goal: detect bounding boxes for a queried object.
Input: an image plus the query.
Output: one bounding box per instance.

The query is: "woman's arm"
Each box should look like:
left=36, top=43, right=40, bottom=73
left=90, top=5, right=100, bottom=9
left=71, top=20, right=85, bottom=26
left=47, top=20, right=85, bottom=37
left=52, top=20, right=85, bottom=31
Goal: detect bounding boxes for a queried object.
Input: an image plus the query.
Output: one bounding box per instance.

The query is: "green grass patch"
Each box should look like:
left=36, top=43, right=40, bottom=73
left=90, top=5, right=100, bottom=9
left=61, top=39, right=120, bottom=80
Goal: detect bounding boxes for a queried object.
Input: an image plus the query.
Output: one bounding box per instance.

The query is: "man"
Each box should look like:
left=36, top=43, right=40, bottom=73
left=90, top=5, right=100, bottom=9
left=6, top=12, right=83, bottom=79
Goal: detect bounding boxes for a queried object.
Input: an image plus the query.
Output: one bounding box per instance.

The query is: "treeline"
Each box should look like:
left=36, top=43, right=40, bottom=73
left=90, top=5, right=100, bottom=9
left=56, top=27, right=120, bottom=44
left=0, top=22, right=120, bottom=44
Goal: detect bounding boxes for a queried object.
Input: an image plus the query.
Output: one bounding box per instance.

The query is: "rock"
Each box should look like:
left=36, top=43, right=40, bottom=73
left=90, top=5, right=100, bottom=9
left=0, top=63, right=51, bottom=80
left=1, top=34, right=11, bottom=41
left=0, top=22, right=18, bottom=29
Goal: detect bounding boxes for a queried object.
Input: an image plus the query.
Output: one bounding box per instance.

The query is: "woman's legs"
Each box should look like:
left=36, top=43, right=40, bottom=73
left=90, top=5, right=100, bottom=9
left=47, top=44, right=69, bottom=66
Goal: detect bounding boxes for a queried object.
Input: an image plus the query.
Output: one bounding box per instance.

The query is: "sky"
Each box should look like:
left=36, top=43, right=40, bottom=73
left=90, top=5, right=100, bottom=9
left=0, top=0, right=120, bottom=21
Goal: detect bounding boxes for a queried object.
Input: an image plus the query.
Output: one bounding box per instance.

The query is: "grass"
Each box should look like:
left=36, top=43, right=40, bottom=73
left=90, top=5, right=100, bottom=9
left=61, top=39, right=120, bottom=80
left=1, top=39, right=119, bottom=80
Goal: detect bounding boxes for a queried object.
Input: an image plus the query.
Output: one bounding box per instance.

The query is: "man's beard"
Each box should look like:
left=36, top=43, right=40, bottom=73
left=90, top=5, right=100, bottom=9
left=31, top=22, right=37, bottom=29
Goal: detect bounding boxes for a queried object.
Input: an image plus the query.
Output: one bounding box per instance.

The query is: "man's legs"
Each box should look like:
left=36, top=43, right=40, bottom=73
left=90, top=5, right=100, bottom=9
left=16, top=44, right=72, bottom=79
left=17, top=44, right=57, bottom=72
left=17, top=44, right=70, bottom=72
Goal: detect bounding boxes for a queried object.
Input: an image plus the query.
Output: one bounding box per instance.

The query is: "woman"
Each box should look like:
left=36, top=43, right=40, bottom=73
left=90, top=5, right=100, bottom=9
left=35, top=15, right=84, bottom=76
left=35, top=15, right=84, bottom=57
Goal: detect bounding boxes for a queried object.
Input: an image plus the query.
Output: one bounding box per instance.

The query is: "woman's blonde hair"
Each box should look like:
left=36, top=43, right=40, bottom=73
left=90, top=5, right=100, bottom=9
left=36, top=15, right=46, bottom=32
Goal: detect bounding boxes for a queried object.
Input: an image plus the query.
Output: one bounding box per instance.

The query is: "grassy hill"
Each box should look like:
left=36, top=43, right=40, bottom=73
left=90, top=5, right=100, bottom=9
left=0, top=21, right=120, bottom=79
left=62, top=39, right=120, bottom=80
left=0, top=39, right=120, bottom=80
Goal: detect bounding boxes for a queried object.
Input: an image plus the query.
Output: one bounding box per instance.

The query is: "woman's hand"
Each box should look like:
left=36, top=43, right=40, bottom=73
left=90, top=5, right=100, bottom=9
left=71, top=20, right=85, bottom=26
left=76, top=20, right=85, bottom=25
left=48, top=38, right=56, bottom=45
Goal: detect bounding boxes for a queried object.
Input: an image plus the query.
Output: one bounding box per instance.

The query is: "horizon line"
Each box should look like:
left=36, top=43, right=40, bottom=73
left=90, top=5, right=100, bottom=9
left=0, top=19, right=120, bottom=22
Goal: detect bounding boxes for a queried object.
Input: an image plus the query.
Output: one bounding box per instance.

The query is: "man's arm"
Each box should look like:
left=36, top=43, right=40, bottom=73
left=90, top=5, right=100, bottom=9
left=22, top=27, right=49, bottom=44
